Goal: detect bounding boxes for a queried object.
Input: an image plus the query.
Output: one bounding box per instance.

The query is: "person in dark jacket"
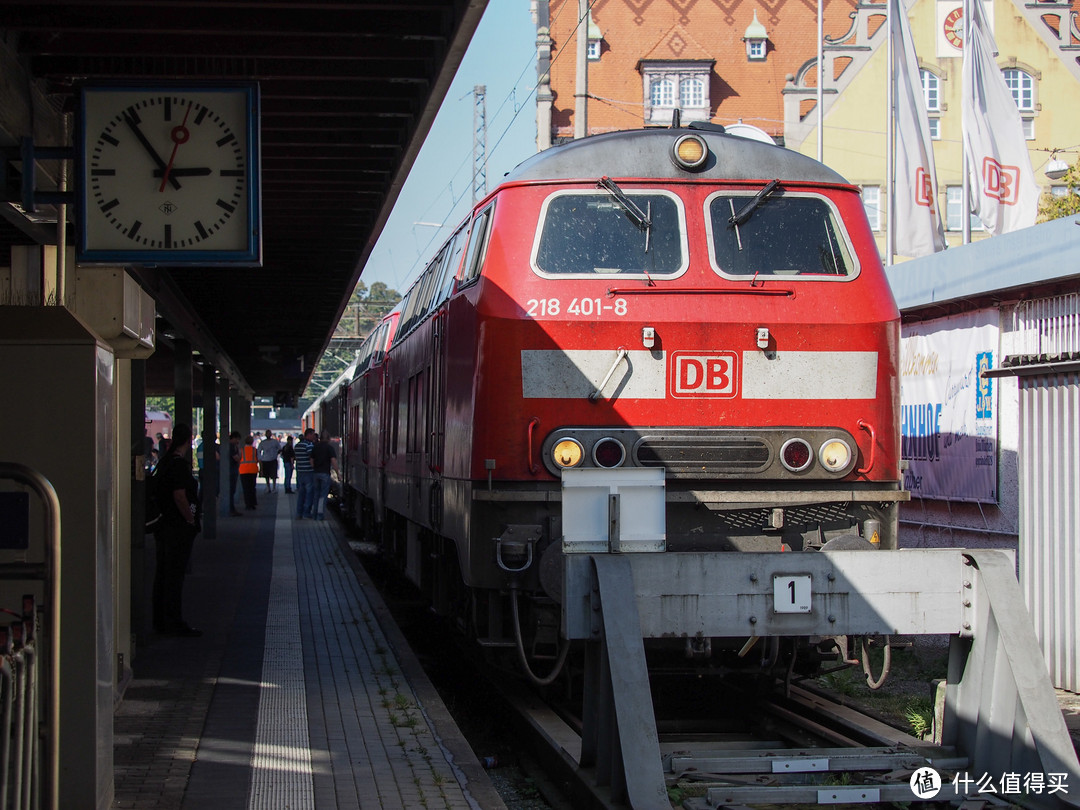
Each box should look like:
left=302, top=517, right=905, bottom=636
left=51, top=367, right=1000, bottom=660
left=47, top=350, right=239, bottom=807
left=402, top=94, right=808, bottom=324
left=153, top=423, right=202, bottom=638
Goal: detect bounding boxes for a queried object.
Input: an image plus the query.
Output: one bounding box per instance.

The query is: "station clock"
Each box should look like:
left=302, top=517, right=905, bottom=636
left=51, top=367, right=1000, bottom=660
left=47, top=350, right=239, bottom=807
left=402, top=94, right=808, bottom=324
left=78, top=84, right=261, bottom=265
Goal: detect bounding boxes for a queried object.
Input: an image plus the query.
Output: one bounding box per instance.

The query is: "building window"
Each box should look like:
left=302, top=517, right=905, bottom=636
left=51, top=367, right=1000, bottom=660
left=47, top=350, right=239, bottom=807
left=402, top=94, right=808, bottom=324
left=946, top=186, right=985, bottom=232
left=587, top=39, right=601, bottom=60
left=651, top=78, right=675, bottom=109
left=748, top=40, right=766, bottom=59
left=1003, top=68, right=1036, bottom=140
left=680, top=77, right=705, bottom=109
left=862, top=186, right=882, bottom=231
left=642, top=62, right=712, bottom=125
left=921, top=70, right=940, bottom=111
left=920, top=69, right=941, bottom=140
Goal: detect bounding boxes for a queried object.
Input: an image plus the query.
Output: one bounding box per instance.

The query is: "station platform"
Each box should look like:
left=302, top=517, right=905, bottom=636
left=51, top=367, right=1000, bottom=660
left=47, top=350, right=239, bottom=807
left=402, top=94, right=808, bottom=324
left=112, top=489, right=507, bottom=810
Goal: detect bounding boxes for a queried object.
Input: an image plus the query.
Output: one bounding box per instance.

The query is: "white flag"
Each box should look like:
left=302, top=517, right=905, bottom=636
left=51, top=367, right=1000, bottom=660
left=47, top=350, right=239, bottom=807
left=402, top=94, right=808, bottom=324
left=891, top=0, right=945, bottom=257
left=961, top=0, right=1039, bottom=235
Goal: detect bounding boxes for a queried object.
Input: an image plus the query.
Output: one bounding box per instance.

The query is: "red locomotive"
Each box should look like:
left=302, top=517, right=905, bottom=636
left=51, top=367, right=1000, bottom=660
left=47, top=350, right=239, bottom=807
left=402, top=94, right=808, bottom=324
left=338, top=125, right=904, bottom=673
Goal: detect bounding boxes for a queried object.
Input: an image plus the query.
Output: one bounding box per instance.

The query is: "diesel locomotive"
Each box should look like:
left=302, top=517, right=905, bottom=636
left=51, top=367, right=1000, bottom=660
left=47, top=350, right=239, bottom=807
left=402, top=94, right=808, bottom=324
left=319, top=124, right=906, bottom=678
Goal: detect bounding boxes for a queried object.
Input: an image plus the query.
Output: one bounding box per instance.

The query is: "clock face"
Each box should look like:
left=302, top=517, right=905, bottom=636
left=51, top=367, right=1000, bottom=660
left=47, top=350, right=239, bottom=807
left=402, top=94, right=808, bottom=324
left=79, top=86, right=260, bottom=264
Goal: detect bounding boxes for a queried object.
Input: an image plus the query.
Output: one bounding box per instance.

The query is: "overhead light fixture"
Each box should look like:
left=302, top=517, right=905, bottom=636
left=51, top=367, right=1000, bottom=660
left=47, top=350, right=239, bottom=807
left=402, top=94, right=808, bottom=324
left=1045, top=158, right=1070, bottom=180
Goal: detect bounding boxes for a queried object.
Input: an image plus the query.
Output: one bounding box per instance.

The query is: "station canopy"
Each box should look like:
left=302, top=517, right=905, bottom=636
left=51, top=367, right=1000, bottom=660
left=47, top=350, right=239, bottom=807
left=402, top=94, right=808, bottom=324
left=0, top=0, right=487, bottom=402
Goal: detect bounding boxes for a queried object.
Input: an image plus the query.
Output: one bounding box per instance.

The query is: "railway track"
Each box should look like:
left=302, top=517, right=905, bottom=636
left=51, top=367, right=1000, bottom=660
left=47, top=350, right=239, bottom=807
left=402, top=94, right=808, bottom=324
left=353, top=540, right=961, bottom=810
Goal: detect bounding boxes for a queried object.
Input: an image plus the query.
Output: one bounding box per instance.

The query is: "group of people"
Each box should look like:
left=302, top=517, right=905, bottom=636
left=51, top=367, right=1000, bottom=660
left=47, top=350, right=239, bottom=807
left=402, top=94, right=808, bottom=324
left=152, top=422, right=339, bottom=639
left=224, top=428, right=338, bottom=520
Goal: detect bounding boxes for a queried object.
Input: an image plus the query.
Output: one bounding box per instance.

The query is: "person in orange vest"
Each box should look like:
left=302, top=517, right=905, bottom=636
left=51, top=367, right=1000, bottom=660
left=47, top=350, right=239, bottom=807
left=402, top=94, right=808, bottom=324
left=239, top=433, right=260, bottom=510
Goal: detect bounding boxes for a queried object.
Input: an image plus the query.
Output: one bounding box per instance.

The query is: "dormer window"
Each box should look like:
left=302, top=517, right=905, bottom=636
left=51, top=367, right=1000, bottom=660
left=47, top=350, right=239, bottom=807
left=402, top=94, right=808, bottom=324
left=587, top=13, right=602, bottom=60
left=743, top=10, right=768, bottom=61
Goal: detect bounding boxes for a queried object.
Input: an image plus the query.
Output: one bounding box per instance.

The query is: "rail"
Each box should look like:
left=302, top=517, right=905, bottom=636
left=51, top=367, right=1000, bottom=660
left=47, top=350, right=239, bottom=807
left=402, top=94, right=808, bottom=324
left=0, top=464, right=61, bottom=810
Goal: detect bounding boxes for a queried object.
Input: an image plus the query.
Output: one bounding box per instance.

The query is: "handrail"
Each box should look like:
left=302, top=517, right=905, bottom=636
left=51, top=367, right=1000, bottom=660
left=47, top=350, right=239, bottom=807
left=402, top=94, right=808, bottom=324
left=527, top=417, right=541, bottom=475
left=0, top=463, right=60, bottom=810
left=856, top=419, right=875, bottom=475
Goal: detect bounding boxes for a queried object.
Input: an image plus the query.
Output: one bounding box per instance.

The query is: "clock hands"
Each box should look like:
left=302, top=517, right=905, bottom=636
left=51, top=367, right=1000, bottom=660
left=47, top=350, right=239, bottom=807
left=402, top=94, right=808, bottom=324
left=159, top=103, right=193, bottom=192
left=123, top=112, right=182, bottom=191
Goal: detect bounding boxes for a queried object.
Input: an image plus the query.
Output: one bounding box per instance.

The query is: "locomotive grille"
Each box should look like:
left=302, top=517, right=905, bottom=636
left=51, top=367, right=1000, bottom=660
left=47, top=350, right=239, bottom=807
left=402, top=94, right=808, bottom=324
left=718, top=501, right=853, bottom=531
left=635, top=435, right=771, bottom=475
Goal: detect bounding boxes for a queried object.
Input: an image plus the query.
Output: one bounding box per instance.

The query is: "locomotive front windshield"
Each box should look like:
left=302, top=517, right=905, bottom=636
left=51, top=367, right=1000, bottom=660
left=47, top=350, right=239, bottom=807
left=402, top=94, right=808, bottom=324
left=707, top=191, right=858, bottom=279
left=534, top=190, right=686, bottom=277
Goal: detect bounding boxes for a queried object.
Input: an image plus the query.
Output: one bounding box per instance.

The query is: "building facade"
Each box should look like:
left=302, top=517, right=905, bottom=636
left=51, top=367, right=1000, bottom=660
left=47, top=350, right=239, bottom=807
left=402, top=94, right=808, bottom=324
left=533, top=0, right=1080, bottom=252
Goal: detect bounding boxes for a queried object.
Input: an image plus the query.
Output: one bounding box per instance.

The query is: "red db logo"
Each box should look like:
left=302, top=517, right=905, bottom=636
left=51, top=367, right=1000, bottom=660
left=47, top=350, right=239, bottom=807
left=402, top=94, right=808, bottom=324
left=671, top=352, right=738, bottom=398
left=982, top=157, right=1021, bottom=205
left=915, top=167, right=936, bottom=213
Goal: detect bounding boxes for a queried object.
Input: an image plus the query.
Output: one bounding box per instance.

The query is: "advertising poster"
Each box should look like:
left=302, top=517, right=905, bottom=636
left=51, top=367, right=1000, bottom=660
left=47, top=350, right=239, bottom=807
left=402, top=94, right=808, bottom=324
left=900, top=309, right=998, bottom=502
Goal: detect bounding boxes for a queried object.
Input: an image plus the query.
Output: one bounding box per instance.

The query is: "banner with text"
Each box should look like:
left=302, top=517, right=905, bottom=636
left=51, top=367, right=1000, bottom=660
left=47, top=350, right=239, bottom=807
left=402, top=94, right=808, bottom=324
left=900, top=309, right=998, bottom=502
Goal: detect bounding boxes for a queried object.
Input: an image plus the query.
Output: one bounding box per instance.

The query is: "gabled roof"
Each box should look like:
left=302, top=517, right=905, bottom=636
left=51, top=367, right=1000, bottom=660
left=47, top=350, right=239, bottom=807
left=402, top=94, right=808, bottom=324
left=637, top=24, right=716, bottom=66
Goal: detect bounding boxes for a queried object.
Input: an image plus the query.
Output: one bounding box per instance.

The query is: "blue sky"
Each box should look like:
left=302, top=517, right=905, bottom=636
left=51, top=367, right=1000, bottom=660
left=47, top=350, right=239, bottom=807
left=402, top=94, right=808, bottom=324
left=358, top=2, right=539, bottom=294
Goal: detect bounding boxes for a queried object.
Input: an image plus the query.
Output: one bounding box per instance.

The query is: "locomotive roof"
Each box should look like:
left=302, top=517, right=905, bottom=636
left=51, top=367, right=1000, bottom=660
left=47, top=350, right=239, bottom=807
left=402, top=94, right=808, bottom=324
left=502, top=127, right=850, bottom=187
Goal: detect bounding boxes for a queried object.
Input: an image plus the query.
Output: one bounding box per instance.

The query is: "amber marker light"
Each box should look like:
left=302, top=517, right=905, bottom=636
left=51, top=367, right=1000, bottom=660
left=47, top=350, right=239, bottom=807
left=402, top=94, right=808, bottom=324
left=552, top=438, right=584, bottom=469
left=672, top=134, right=708, bottom=170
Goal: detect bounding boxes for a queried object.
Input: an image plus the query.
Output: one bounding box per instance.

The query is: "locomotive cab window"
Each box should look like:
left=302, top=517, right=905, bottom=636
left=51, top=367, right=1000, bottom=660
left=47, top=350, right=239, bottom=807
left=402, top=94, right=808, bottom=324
left=706, top=191, right=858, bottom=279
left=533, top=190, right=687, bottom=278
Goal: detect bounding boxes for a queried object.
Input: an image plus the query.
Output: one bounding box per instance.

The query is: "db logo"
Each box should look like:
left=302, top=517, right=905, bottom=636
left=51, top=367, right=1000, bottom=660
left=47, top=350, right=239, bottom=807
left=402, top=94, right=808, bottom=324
left=982, top=157, right=1021, bottom=205
left=915, top=167, right=936, bottom=213
left=671, top=352, right=738, bottom=398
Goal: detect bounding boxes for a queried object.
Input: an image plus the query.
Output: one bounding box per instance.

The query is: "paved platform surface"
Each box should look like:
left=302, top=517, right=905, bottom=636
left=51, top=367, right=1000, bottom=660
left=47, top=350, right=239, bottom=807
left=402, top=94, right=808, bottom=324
left=113, top=490, right=505, bottom=810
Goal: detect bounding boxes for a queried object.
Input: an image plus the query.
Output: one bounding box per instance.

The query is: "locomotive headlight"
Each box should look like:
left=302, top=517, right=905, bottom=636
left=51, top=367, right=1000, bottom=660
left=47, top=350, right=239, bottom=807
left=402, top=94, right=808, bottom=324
left=818, top=438, right=853, bottom=473
left=552, top=438, right=584, bottom=469
left=671, top=134, right=708, bottom=171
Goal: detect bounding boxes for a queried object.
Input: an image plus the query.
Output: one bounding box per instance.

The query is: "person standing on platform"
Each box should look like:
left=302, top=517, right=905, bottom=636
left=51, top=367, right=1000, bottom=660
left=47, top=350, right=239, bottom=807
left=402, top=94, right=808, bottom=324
left=239, top=434, right=259, bottom=510
left=294, top=428, right=316, bottom=519
left=153, top=423, right=202, bottom=638
left=281, top=435, right=296, bottom=494
left=227, top=431, right=242, bottom=516
left=310, top=430, right=340, bottom=520
left=257, top=428, right=282, bottom=493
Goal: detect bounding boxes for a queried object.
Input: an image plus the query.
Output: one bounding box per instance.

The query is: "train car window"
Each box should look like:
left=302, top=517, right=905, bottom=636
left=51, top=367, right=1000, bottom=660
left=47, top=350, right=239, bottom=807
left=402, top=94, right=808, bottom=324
left=461, top=204, right=495, bottom=287
left=415, top=252, right=443, bottom=318
left=706, top=192, right=858, bottom=279
left=435, top=224, right=469, bottom=304
left=532, top=190, right=687, bottom=278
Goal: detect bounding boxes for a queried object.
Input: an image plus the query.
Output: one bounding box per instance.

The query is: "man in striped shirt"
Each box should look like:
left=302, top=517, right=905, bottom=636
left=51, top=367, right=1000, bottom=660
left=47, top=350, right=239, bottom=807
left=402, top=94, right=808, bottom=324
left=294, top=428, right=316, bottom=519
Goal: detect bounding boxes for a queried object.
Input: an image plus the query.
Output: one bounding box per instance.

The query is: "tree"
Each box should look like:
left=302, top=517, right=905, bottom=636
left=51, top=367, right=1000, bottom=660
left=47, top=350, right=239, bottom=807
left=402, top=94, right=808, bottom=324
left=307, top=282, right=402, bottom=399
left=1037, top=156, right=1080, bottom=222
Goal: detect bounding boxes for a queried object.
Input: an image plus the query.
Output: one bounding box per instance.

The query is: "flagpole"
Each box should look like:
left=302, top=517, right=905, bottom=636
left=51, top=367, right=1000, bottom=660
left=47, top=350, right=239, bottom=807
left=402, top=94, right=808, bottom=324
left=886, top=0, right=895, bottom=265
left=817, top=0, right=824, bottom=162
left=961, top=0, right=972, bottom=244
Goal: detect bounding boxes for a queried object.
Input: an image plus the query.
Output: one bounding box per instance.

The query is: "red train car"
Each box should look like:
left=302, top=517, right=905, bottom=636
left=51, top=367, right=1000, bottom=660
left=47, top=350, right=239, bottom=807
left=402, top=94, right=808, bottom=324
left=344, top=310, right=399, bottom=527
left=347, top=125, right=904, bottom=667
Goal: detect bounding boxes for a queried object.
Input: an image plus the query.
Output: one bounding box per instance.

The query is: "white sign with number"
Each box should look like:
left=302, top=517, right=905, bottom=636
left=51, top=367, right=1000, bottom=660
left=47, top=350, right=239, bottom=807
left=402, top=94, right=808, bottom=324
left=773, top=575, right=812, bottom=613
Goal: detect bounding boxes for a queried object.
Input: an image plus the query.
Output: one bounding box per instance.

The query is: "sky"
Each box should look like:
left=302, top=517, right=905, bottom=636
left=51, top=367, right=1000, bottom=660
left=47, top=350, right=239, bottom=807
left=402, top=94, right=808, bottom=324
left=358, top=2, right=540, bottom=295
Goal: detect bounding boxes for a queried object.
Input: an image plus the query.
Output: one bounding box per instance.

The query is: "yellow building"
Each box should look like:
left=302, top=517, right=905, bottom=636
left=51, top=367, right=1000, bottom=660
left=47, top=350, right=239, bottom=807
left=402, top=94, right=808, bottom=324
left=785, top=0, right=1080, bottom=256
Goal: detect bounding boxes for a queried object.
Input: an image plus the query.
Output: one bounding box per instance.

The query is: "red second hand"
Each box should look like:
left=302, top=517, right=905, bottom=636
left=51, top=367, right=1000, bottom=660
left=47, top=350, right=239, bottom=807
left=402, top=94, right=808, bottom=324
left=159, top=103, right=193, bottom=192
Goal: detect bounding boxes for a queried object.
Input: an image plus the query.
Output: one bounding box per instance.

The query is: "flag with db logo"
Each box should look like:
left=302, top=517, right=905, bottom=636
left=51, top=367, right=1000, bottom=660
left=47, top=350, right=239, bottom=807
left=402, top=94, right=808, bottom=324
left=960, top=0, right=1038, bottom=234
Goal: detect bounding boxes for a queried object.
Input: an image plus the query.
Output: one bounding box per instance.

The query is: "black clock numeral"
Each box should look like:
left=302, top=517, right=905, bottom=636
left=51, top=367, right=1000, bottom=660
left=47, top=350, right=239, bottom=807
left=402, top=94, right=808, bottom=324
left=91, top=169, right=116, bottom=177
left=164, top=224, right=172, bottom=249
left=164, top=97, right=172, bottom=121
left=194, top=107, right=208, bottom=126
left=195, top=221, right=208, bottom=240
left=216, top=133, right=237, bottom=148
left=125, top=107, right=141, bottom=125
left=220, top=169, right=244, bottom=177
left=128, top=220, right=142, bottom=239
left=216, top=199, right=235, bottom=213
left=100, top=133, right=120, bottom=147
left=100, top=198, right=120, bottom=213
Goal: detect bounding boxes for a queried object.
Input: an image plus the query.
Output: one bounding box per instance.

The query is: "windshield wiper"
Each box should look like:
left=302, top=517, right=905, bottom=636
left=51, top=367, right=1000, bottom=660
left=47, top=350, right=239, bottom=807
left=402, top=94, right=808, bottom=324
left=597, top=176, right=652, bottom=251
left=728, top=178, right=782, bottom=227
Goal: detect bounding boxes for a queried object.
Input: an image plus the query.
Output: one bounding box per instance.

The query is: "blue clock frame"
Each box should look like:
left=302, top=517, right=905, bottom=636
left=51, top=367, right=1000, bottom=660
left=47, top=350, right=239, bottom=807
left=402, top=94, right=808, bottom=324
left=77, top=82, right=262, bottom=266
